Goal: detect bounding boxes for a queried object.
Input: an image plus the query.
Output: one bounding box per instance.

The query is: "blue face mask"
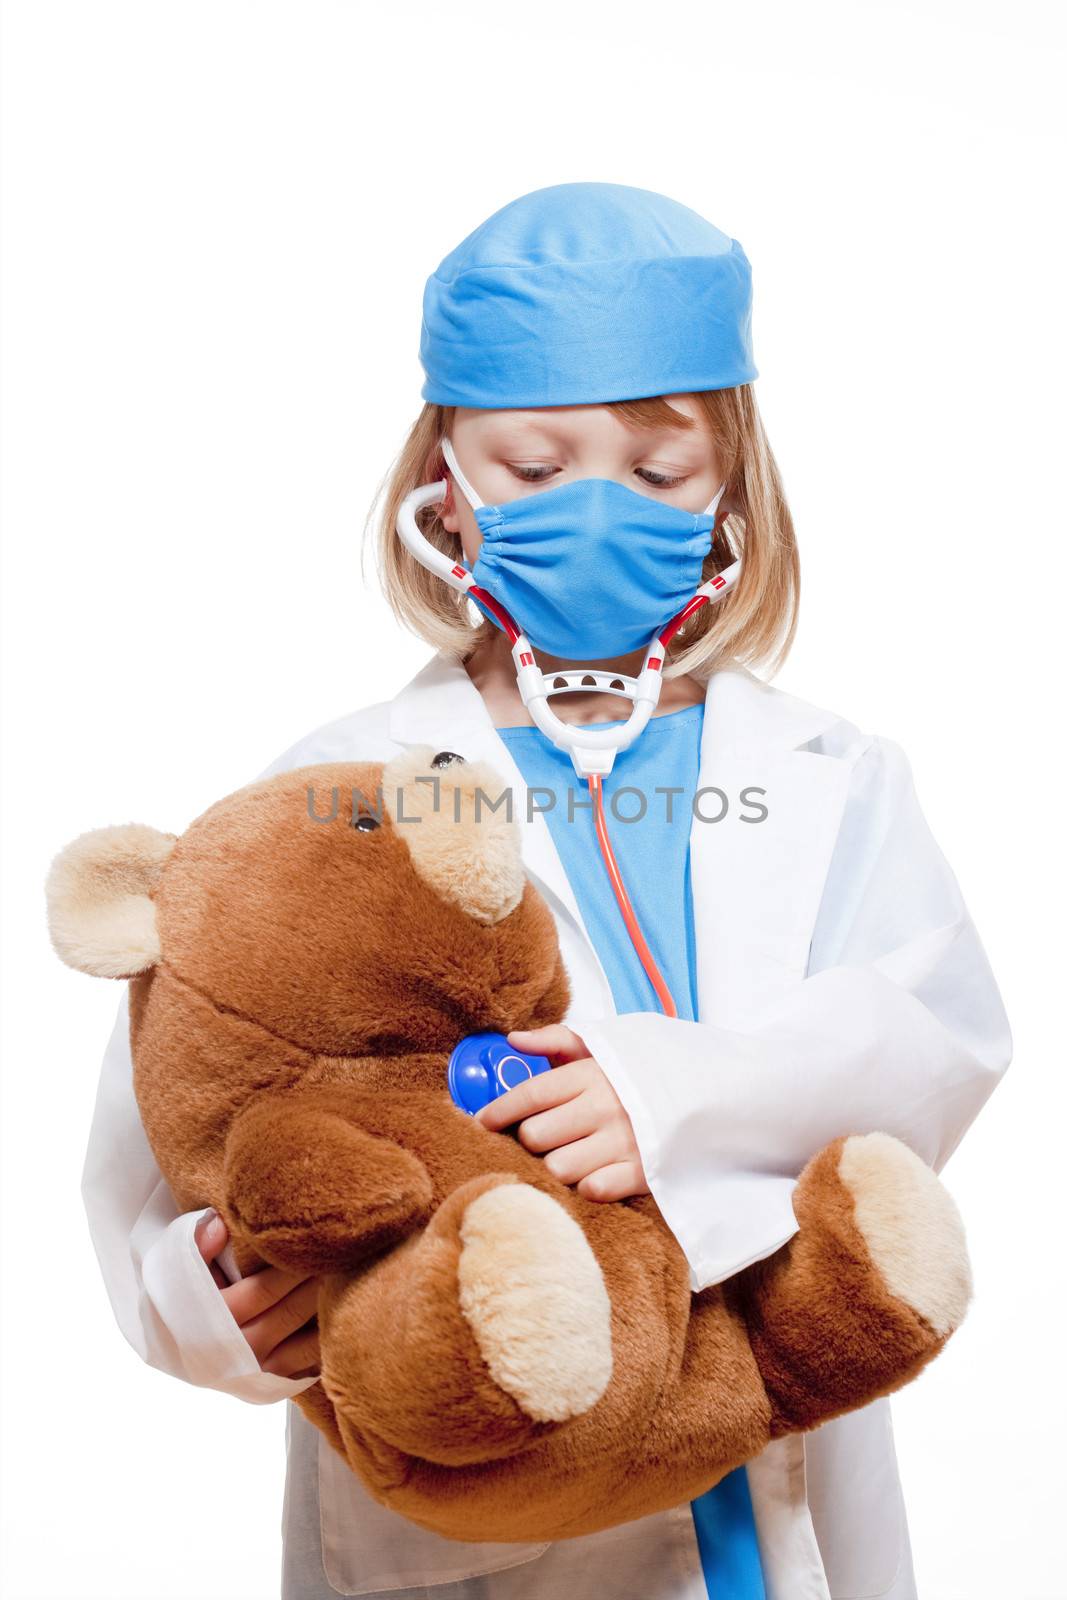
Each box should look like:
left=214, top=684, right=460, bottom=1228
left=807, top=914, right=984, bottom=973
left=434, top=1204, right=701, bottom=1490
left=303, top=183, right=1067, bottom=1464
left=441, top=437, right=726, bottom=662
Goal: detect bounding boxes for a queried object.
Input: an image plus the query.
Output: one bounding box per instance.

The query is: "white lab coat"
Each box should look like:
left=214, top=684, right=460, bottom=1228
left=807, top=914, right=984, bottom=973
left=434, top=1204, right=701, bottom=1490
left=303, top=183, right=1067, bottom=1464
left=81, top=651, right=1012, bottom=1600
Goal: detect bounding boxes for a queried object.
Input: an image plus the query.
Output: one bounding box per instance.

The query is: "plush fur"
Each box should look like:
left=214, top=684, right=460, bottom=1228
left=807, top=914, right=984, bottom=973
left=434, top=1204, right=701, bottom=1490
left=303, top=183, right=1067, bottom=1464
left=46, top=823, right=177, bottom=977
left=380, top=748, right=526, bottom=925
left=839, top=1131, right=972, bottom=1338
left=456, top=1180, right=614, bottom=1423
left=48, top=748, right=972, bottom=1544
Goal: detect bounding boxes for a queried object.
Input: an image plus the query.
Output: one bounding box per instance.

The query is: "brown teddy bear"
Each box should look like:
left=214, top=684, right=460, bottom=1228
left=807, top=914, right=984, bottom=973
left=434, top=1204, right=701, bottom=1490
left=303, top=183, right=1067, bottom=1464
left=47, top=746, right=972, bottom=1545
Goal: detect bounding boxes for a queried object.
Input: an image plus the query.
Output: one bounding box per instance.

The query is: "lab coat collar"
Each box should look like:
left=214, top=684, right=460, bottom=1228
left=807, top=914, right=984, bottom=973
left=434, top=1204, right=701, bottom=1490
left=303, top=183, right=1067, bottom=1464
left=695, top=660, right=849, bottom=755
left=687, top=667, right=866, bottom=1028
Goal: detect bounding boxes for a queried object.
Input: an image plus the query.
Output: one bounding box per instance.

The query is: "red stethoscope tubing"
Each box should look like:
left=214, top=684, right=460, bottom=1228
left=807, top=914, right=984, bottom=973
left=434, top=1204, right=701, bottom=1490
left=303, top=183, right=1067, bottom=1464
left=582, top=596, right=716, bottom=1019
left=466, top=584, right=523, bottom=644
left=588, top=772, right=679, bottom=1018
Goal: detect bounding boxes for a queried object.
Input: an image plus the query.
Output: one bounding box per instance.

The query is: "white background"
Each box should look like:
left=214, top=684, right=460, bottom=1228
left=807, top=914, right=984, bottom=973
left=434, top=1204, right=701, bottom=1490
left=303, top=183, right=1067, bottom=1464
left=1, top=2, right=1064, bottom=1596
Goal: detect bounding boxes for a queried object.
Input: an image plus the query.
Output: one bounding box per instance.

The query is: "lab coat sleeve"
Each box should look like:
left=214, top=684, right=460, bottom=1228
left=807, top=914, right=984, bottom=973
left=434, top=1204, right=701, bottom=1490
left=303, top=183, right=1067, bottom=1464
left=570, top=735, right=1013, bottom=1294
left=81, top=989, right=320, bottom=1402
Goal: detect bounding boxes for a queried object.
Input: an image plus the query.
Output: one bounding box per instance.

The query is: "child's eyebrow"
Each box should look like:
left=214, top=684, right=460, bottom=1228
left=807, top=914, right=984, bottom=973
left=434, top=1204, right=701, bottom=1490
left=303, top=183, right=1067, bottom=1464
left=483, top=418, right=697, bottom=450
left=483, top=419, right=570, bottom=447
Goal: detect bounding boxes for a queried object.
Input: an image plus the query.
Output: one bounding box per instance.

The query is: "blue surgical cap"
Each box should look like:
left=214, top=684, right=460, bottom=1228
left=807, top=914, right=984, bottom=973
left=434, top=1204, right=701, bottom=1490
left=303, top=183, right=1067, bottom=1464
left=419, top=182, right=757, bottom=410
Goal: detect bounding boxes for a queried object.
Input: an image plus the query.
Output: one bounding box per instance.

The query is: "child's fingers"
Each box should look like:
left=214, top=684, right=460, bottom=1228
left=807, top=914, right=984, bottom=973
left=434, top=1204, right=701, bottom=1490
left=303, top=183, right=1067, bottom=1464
left=222, top=1263, right=319, bottom=1330
left=193, top=1207, right=230, bottom=1289
left=576, top=1161, right=650, bottom=1203
left=505, top=1024, right=587, bottom=1062
left=542, top=1129, right=621, bottom=1186
left=474, top=1059, right=589, bottom=1131
left=233, top=1276, right=321, bottom=1368
left=514, top=1095, right=601, bottom=1153
left=261, top=1317, right=321, bottom=1379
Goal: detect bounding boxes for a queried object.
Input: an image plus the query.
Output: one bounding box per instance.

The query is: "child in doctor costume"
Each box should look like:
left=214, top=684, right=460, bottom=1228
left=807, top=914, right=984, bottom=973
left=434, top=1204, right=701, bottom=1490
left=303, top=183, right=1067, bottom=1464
left=81, top=183, right=1012, bottom=1600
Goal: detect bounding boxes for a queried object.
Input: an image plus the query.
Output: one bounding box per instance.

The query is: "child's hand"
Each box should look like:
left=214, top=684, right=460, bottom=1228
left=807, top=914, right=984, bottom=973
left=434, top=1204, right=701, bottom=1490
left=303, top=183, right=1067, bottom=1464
left=195, top=1209, right=321, bottom=1379
left=473, top=1024, right=650, bottom=1203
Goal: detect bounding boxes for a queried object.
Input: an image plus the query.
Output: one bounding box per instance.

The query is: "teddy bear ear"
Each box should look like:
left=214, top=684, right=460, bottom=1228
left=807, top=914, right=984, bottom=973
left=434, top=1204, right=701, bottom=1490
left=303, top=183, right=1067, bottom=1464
left=45, top=823, right=178, bottom=978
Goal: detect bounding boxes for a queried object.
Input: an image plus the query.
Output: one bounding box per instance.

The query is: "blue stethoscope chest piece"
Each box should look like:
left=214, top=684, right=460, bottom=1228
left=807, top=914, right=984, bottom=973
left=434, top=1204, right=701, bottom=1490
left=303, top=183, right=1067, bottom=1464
left=447, top=1031, right=552, bottom=1115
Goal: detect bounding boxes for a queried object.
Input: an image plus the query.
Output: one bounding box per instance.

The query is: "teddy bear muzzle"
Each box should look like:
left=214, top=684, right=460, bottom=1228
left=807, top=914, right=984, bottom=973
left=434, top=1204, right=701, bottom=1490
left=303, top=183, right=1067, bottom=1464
left=381, top=745, right=526, bottom=926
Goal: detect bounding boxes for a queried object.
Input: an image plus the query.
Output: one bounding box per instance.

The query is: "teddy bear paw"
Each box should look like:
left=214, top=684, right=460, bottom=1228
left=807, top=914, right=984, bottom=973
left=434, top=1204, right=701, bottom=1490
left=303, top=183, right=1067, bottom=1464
left=838, top=1132, right=972, bottom=1337
left=456, top=1182, right=613, bottom=1423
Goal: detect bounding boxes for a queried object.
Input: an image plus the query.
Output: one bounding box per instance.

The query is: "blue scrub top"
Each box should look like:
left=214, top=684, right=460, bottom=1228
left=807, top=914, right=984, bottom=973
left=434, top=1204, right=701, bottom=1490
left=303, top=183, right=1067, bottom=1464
left=497, top=702, right=766, bottom=1600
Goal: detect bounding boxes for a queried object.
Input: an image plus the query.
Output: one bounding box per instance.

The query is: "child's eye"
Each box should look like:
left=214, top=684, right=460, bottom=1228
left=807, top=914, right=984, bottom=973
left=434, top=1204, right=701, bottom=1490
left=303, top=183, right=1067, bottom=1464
left=506, top=462, right=688, bottom=489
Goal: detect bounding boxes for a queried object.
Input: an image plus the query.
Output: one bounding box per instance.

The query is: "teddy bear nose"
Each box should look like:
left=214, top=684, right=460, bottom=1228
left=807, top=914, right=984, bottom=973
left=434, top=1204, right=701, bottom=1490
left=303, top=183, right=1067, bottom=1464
left=431, top=751, right=466, bottom=769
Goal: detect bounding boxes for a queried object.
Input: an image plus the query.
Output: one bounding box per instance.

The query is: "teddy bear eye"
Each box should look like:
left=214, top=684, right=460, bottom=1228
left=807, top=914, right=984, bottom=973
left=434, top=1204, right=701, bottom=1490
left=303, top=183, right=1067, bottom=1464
left=352, top=813, right=381, bottom=833
left=430, top=750, right=466, bottom=769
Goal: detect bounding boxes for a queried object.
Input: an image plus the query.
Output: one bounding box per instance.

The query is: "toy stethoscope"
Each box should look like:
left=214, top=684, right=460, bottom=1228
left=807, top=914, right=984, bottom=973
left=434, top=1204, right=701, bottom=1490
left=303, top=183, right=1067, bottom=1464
left=397, top=441, right=741, bottom=1031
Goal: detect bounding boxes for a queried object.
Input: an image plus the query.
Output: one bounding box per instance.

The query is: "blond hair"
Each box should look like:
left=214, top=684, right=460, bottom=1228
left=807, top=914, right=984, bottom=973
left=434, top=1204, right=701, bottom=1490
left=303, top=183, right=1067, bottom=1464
left=366, top=389, right=798, bottom=681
